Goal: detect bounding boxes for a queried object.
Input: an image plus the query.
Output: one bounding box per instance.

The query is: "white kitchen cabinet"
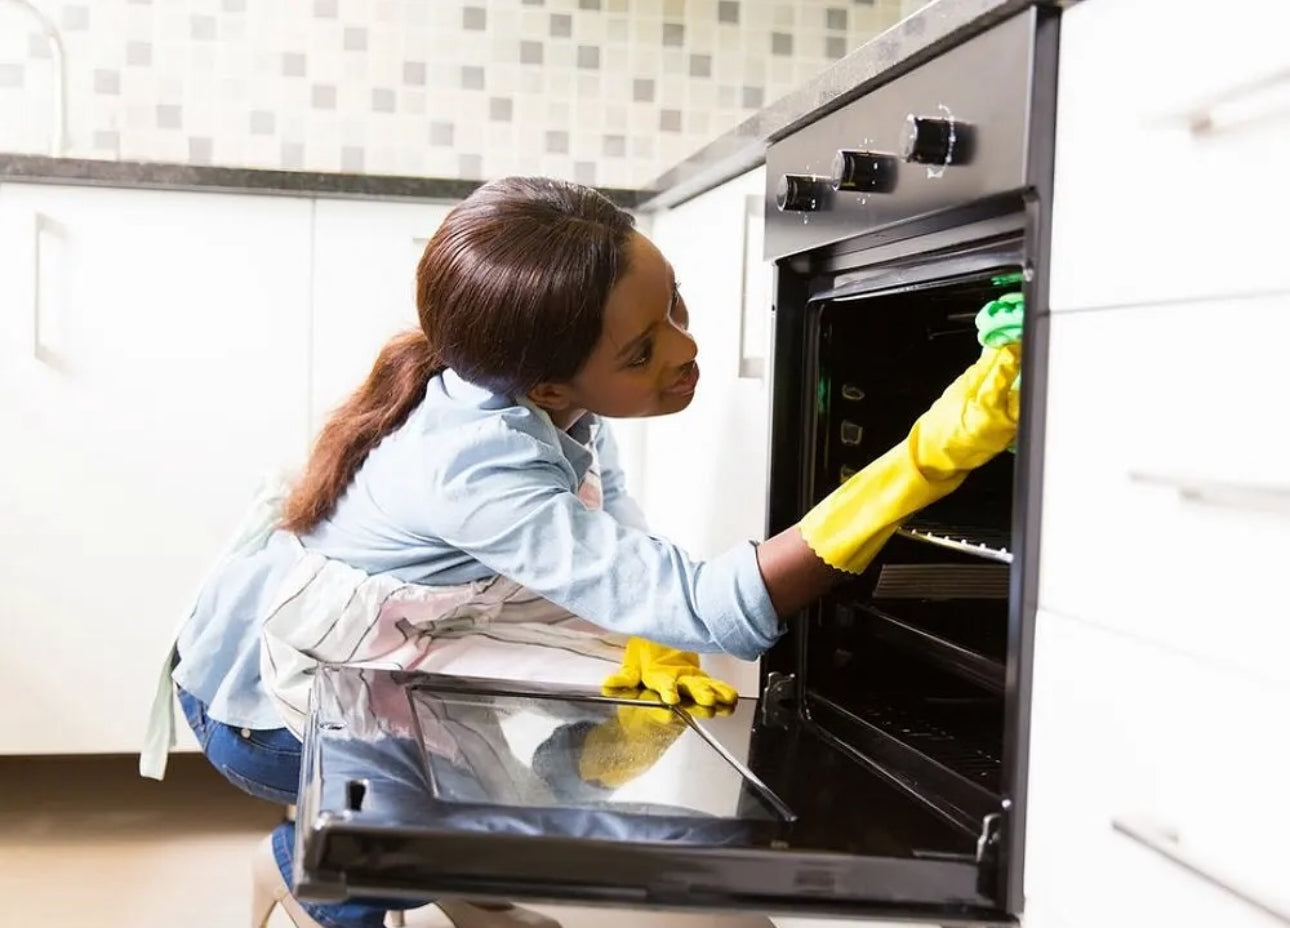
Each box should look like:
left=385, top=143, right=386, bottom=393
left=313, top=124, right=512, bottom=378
left=0, top=183, right=313, bottom=754
left=1049, top=0, right=1290, bottom=310
left=638, top=167, right=770, bottom=695
left=308, top=197, right=453, bottom=432
left=1025, top=609, right=1290, bottom=928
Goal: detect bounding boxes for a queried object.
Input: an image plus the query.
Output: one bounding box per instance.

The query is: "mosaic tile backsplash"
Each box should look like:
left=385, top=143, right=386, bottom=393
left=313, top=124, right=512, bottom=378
left=0, top=0, right=911, bottom=187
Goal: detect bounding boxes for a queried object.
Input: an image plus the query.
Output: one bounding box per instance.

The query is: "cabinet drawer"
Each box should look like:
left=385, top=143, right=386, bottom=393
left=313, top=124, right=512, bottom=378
left=1050, top=0, right=1290, bottom=309
left=1037, top=296, right=1290, bottom=683
left=1026, top=611, right=1290, bottom=928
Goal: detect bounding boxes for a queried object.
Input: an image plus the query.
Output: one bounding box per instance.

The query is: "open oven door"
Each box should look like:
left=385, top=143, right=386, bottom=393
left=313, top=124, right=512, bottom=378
left=292, top=665, right=1015, bottom=926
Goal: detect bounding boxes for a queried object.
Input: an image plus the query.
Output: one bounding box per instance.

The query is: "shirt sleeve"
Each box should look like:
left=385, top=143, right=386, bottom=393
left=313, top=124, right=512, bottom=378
left=413, top=418, right=781, bottom=661
left=592, top=420, right=650, bottom=532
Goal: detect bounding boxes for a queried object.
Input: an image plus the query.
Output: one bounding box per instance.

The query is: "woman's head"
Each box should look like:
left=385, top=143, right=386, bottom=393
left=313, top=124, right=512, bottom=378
left=417, top=176, right=698, bottom=421
left=281, top=177, right=697, bottom=533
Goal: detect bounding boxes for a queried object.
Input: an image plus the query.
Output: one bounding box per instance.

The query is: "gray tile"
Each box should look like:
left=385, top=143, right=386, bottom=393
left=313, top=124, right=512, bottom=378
left=826, top=35, right=847, bottom=58
left=191, top=15, right=216, bottom=40
left=344, top=27, right=367, bottom=51
left=853, top=0, right=875, bottom=4
left=429, top=121, right=454, bottom=146
left=659, top=109, right=682, bottom=132
left=281, top=142, right=305, bottom=168
left=372, top=87, right=396, bottom=112
left=250, top=110, right=275, bottom=134
left=662, top=22, right=684, bottom=46
left=222, top=0, right=247, bottom=11
left=404, top=61, right=425, bottom=85
left=632, top=78, right=654, bottom=102
left=742, top=85, right=764, bottom=108
left=689, top=53, right=711, bottom=77
left=459, top=153, right=483, bottom=177
left=313, top=0, right=337, bottom=17
left=574, top=161, right=597, bottom=184
left=341, top=146, right=365, bottom=171
left=545, top=130, right=569, bottom=154
left=126, top=41, right=151, bottom=67
left=94, top=69, right=120, bottom=95
left=27, top=33, right=51, bottom=58
left=717, top=0, right=739, bottom=24
left=156, top=103, right=182, bottom=127
left=827, top=8, right=848, bottom=29
left=520, top=40, right=544, bottom=65
left=312, top=84, right=337, bottom=108
left=93, top=129, right=119, bottom=151
left=283, top=52, right=306, bottom=77
left=0, top=64, right=22, bottom=88
left=771, top=32, right=793, bottom=55
left=461, top=66, right=485, bottom=90
left=579, top=0, right=602, bottom=8
left=550, top=13, right=572, bottom=37
left=522, top=0, right=544, bottom=4
left=577, top=46, right=600, bottom=69
left=62, top=6, right=89, bottom=30
left=188, top=137, right=214, bottom=164
left=462, top=6, right=486, bottom=30
left=602, top=134, right=626, bottom=157
left=489, top=96, right=513, bottom=121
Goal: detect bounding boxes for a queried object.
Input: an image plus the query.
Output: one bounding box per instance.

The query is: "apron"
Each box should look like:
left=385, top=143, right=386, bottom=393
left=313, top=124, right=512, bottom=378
left=140, top=448, right=628, bottom=779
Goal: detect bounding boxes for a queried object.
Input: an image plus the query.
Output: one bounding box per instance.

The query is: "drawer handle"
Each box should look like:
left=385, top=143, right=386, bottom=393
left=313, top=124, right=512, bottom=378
left=1112, top=816, right=1290, bottom=924
left=1153, top=65, right=1290, bottom=137
left=1128, top=470, right=1290, bottom=516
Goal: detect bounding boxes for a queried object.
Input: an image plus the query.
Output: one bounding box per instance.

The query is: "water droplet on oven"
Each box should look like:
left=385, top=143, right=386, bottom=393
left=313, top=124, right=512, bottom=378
left=841, top=384, right=865, bottom=401
left=840, top=421, right=863, bottom=446
left=839, top=465, right=857, bottom=483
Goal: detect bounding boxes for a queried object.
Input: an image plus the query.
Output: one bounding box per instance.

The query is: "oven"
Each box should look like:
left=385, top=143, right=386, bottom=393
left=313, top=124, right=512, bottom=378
left=292, top=8, right=1060, bottom=925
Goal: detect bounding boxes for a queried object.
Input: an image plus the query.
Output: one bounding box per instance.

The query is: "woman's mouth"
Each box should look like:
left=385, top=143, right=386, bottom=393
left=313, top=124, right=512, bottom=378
left=663, top=362, right=700, bottom=397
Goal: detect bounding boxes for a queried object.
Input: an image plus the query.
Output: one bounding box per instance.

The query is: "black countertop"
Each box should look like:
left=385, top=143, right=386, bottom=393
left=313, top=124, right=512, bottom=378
left=0, top=0, right=1060, bottom=212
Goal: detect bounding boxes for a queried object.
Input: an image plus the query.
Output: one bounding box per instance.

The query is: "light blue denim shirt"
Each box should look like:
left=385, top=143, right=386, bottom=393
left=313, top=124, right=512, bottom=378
left=174, top=369, right=780, bottom=730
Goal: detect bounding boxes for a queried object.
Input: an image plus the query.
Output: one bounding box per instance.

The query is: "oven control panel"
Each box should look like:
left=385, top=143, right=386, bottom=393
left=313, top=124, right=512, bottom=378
left=765, top=10, right=1041, bottom=260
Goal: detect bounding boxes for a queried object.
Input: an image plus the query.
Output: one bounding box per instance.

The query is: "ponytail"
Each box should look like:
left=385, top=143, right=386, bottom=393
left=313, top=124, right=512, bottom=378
left=280, top=330, right=441, bottom=533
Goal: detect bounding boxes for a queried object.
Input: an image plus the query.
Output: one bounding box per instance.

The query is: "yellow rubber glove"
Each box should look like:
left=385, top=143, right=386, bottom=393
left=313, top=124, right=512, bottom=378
left=578, top=693, right=731, bottom=789
left=602, top=637, right=739, bottom=707
left=799, top=342, right=1021, bottom=574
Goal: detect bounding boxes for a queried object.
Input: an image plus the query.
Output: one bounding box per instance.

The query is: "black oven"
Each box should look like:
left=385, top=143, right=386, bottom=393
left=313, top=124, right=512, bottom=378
left=293, top=8, right=1060, bottom=925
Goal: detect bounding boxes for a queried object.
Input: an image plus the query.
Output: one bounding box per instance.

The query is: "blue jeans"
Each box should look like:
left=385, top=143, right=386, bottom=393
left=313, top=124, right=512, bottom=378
left=177, top=687, right=418, bottom=928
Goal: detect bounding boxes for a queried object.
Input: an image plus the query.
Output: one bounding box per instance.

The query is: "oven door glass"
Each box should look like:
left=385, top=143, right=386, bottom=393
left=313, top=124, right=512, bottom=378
left=294, top=666, right=1004, bottom=924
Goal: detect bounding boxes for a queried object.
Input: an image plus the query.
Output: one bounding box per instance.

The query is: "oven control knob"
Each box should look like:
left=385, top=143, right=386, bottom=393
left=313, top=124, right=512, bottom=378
left=775, top=173, right=826, bottom=212
left=900, top=115, right=973, bottom=165
left=831, top=149, right=897, bottom=193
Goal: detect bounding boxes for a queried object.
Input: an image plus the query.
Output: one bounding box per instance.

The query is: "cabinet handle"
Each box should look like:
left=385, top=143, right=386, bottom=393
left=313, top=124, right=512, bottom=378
left=1112, top=816, right=1290, bottom=924
left=736, top=193, right=765, bottom=381
left=1128, top=470, right=1290, bottom=516
left=1150, top=66, right=1290, bottom=137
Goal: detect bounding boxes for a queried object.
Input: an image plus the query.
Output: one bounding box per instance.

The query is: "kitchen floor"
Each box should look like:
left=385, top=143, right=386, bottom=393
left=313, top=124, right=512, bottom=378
left=0, top=755, right=853, bottom=928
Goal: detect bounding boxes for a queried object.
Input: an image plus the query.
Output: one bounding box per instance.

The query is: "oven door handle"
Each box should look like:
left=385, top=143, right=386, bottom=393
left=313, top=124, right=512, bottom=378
left=1111, top=816, right=1290, bottom=924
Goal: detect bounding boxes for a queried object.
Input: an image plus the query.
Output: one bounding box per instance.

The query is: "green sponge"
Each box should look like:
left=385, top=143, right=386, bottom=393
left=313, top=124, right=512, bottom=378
left=975, top=291, right=1023, bottom=452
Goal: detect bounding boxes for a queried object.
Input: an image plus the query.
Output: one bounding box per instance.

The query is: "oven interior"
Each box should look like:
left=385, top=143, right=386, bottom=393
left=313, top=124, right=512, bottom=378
left=793, top=266, right=1023, bottom=834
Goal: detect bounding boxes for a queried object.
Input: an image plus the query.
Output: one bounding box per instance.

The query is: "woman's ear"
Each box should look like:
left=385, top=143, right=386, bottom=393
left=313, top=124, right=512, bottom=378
left=527, top=382, right=576, bottom=412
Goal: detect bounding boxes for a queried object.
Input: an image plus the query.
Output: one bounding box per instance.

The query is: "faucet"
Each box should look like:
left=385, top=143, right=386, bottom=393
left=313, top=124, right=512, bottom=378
left=2, top=0, right=68, bottom=155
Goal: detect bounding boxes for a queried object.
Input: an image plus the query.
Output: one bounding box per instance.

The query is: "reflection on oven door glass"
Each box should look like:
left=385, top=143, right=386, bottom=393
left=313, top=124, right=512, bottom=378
left=409, top=690, right=779, bottom=820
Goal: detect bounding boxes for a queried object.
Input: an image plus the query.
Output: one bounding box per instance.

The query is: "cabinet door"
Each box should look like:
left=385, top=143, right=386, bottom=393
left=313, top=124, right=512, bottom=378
left=308, top=198, right=453, bottom=432
left=0, top=183, right=312, bottom=754
left=638, top=168, right=770, bottom=694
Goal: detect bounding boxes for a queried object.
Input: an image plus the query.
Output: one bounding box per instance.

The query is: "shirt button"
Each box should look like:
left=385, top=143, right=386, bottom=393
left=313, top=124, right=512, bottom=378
left=240, top=728, right=251, bottom=738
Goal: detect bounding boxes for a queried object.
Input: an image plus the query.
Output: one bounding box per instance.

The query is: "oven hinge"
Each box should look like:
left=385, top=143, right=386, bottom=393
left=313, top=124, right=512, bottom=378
left=974, top=803, right=1008, bottom=897
left=760, top=672, right=797, bottom=728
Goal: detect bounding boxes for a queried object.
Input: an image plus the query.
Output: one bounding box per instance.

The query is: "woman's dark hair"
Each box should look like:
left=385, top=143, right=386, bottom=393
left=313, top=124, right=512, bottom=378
left=281, top=177, right=636, bottom=533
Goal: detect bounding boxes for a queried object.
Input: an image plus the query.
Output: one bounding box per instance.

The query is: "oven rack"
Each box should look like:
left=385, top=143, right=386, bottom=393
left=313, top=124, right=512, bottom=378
left=860, top=604, right=1005, bottom=695
left=897, top=520, right=1013, bottom=563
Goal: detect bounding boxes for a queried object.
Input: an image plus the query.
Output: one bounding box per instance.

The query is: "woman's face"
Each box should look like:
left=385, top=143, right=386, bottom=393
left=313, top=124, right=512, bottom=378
left=536, top=231, right=699, bottom=421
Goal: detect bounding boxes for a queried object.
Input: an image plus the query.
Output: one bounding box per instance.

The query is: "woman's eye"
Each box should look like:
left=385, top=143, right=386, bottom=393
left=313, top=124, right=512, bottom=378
left=629, top=340, right=654, bottom=367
